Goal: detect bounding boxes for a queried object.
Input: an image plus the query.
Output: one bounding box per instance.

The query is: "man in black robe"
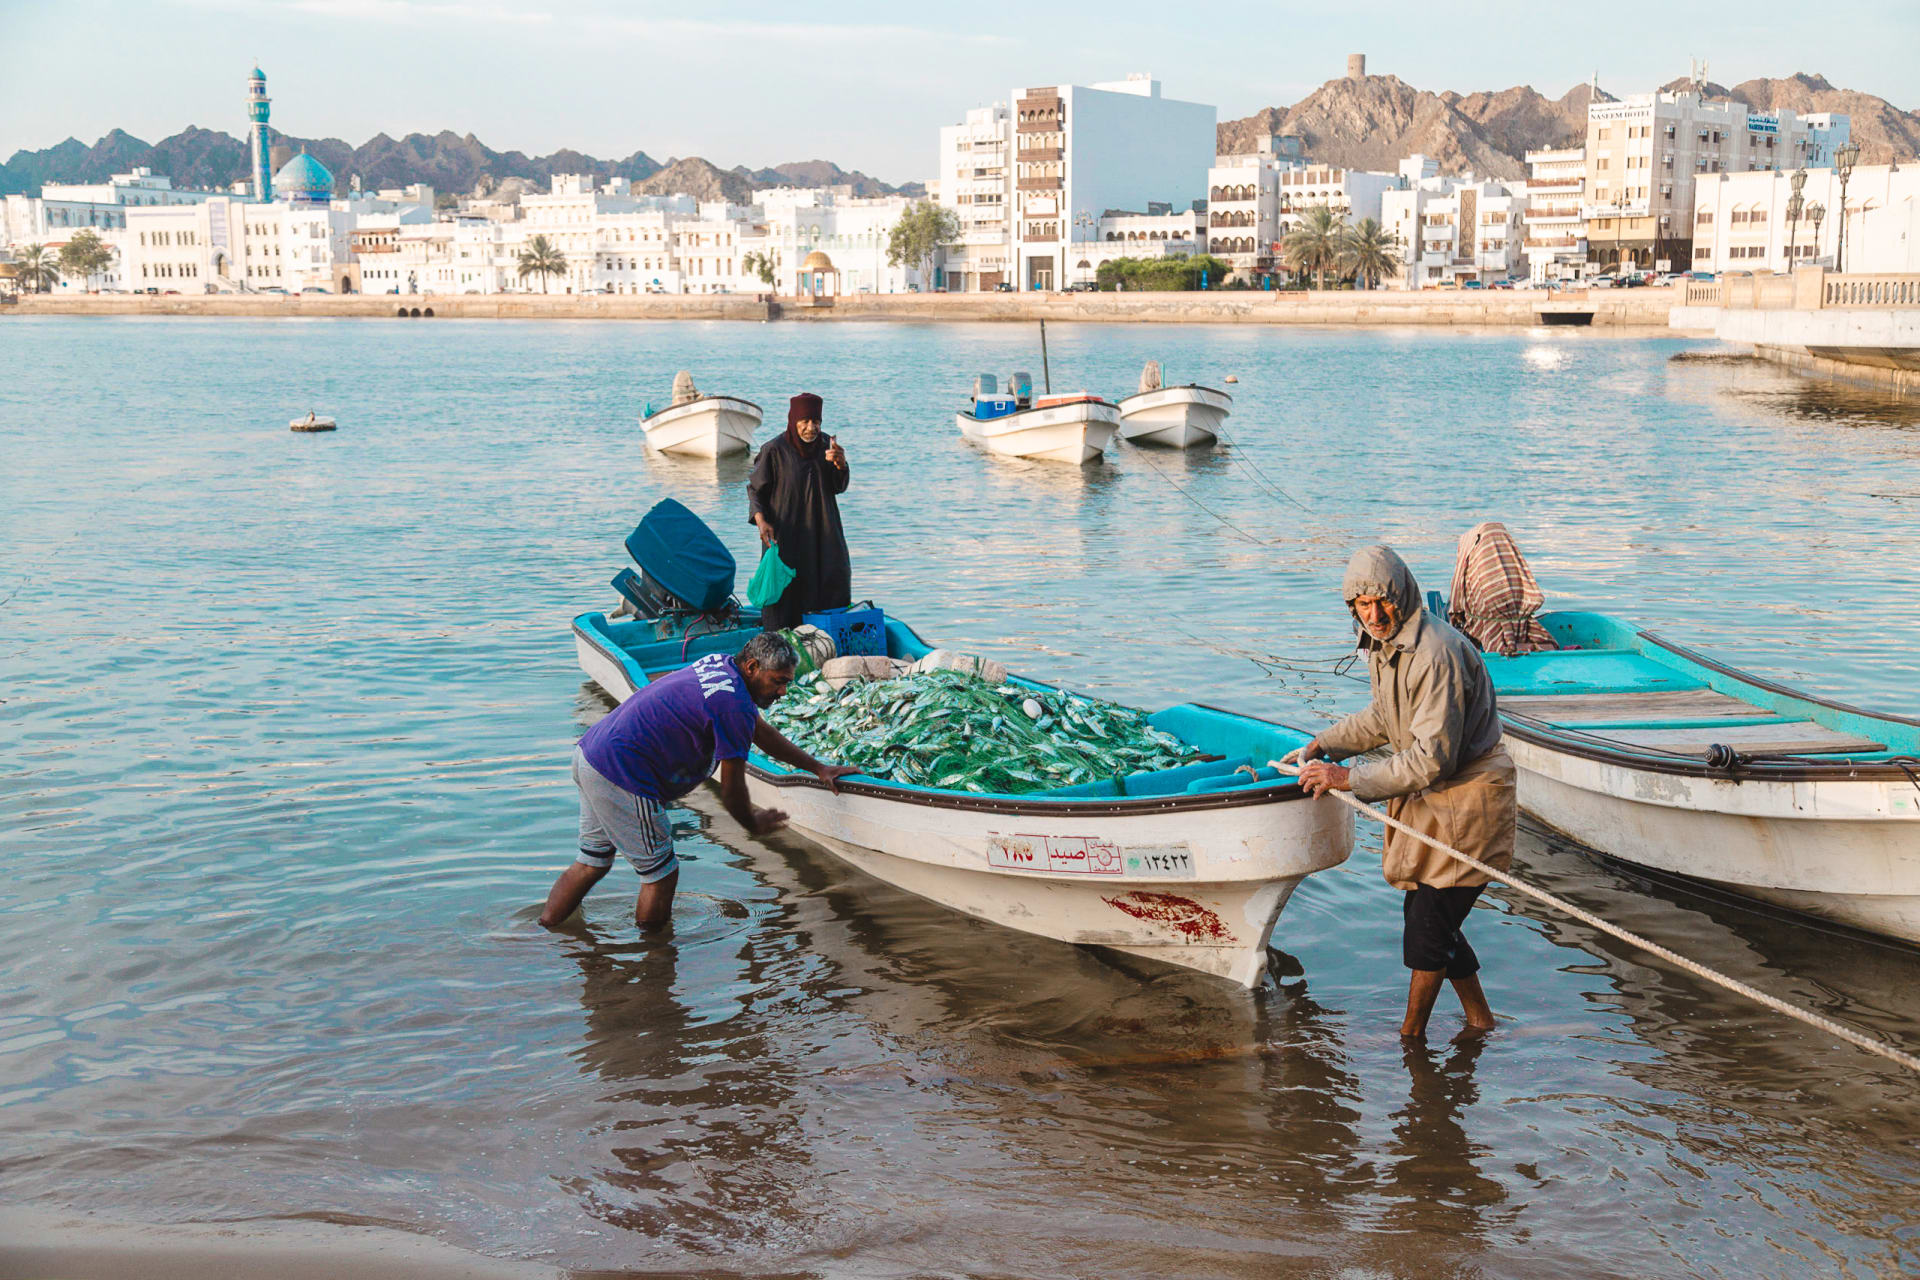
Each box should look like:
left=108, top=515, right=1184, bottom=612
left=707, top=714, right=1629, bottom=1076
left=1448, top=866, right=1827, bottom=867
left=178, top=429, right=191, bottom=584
left=748, top=391, right=851, bottom=631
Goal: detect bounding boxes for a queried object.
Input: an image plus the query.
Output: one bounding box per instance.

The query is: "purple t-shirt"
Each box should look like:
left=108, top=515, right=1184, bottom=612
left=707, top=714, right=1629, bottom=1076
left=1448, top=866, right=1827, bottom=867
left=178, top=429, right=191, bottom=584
left=578, top=653, right=759, bottom=801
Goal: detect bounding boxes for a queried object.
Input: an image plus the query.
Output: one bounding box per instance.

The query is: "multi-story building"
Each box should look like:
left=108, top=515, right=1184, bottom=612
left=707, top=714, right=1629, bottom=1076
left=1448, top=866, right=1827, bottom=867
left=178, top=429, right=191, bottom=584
left=753, top=187, right=927, bottom=294
left=1689, top=164, right=1920, bottom=275
left=1582, top=88, right=1851, bottom=273
left=1276, top=160, right=1413, bottom=237
left=1381, top=176, right=1526, bottom=288
left=1011, top=75, right=1214, bottom=291
left=1522, top=147, right=1586, bottom=281
left=1204, top=135, right=1305, bottom=282
left=2, top=169, right=227, bottom=253
left=933, top=104, right=1012, bottom=291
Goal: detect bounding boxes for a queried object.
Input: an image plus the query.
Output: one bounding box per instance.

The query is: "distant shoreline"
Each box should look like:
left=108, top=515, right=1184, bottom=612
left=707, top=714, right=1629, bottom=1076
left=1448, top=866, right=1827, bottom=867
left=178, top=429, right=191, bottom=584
left=5, top=288, right=1679, bottom=327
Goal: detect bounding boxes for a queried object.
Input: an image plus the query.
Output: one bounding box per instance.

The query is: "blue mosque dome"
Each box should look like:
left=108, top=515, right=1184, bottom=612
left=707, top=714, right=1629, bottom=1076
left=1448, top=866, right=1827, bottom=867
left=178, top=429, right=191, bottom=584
left=251, top=65, right=266, bottom=80
left=273, top=151, right=334, bottom=203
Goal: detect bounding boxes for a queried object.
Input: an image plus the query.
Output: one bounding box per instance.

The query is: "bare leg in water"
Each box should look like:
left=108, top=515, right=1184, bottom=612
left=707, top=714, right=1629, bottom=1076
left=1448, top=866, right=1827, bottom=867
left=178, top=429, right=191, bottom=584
left=540, top=862, right=609, bottom=928
left=633, top=870, right=678, bottom=929
left=1402, top=970, right=1496, bottom=1038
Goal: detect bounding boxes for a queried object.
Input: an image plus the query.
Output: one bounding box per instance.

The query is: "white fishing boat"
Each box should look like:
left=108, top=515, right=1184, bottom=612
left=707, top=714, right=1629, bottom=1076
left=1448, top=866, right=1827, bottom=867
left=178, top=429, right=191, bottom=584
left=1462, top=607, right=1920, bottom=943
left=958, top=373, right=1120, bottom=465
left=639, top=394, right=762, bottom=457
left=570, top=503, right=1353, bottom=987
left=1115, top=384, right=1232, bottom=448
left=289, top=413, right=336, bottom=433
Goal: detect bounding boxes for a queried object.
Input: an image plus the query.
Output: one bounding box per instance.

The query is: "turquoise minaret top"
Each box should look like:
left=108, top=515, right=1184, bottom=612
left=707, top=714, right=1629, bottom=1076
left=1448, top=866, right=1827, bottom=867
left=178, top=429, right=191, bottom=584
left=248, top=67, right=272, bottom=201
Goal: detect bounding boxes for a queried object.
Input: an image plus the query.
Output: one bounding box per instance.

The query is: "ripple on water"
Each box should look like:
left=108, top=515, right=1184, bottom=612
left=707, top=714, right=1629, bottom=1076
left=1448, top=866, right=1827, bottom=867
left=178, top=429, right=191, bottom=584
left=1, top=320, right=1918, bottom=1279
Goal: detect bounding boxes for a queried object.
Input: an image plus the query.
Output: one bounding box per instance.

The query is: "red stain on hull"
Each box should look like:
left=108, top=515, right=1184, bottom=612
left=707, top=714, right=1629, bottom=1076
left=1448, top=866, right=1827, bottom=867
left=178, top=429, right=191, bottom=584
left=1102, top=891, right=1232, bottom=943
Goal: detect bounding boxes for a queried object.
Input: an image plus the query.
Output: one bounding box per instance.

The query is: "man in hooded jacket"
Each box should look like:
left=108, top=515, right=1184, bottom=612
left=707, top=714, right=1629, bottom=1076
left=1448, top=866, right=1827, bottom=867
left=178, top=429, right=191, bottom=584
left=749, top=391, right=851, bottom=632
left=1294, top=545, right=1516, bottom=1039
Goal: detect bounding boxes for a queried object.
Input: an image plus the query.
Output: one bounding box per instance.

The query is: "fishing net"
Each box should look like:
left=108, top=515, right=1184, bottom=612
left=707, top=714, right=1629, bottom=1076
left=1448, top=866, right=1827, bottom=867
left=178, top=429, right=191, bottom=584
left=764, top=669, right=1199, bottom=794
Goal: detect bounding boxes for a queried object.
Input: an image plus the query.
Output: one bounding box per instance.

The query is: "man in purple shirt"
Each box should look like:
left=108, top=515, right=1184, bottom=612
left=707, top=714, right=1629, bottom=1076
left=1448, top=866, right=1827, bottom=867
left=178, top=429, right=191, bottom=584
left=540, top=632, right=855, bottom=929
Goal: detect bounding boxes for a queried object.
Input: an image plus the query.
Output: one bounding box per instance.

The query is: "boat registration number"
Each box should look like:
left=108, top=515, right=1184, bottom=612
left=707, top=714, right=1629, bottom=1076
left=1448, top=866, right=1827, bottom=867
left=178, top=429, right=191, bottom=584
left=985, top=834, right=1195, bottom=878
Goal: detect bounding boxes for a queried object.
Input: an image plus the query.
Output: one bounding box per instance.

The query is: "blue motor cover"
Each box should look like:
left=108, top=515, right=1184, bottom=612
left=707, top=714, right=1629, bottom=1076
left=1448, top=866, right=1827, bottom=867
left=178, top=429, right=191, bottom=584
left=624, top=500, right=736, bottom=613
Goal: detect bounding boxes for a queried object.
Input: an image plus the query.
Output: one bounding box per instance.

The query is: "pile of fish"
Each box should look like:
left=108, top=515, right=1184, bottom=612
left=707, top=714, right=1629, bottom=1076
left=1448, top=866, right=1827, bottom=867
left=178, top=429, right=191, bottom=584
left=765, top=669, right=1199, bottom=794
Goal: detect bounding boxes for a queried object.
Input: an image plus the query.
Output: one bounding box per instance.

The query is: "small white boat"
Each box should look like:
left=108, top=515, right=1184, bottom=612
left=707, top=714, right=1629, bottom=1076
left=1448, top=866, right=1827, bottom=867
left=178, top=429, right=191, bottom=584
left=1115, top=384, right=1232, bottom=448
left=289, top=414, right=336, bottom=433
left=639, top=395, right=762, bottom=457
left=958, top=393, right=1121, bottom=465
left=1465, top=607, right=1920, bottom=944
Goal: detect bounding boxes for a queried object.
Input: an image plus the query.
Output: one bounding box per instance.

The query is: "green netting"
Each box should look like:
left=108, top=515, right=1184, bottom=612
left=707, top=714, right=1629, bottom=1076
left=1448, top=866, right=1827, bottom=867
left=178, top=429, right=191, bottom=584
left=764, top=669, right=1198, bottom=794
left=746, top=546, right=798, bottom=608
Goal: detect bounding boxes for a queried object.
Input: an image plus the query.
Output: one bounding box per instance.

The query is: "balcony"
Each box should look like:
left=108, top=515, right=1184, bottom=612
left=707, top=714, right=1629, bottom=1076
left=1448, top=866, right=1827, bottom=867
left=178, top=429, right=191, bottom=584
left=1526, top=176, right=1583, bottom=188
left=1016, top=176, right=1062, bottom=192
left=1016, top=147, right=1062, bottom=163
left=1525, top=237, right=1581, bottom=249
left=1022, top=231, right=1059, bottom=244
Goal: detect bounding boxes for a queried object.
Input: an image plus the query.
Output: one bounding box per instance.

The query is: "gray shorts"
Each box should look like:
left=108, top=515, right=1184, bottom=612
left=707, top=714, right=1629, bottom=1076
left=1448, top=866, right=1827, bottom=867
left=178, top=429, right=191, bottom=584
left=573, top=747, right=679, bottom=883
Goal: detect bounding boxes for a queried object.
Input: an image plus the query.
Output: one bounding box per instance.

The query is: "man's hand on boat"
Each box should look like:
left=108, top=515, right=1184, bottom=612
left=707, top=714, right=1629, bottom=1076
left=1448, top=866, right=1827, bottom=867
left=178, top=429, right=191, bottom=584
left=1282, top=741, right=1352, bottom=796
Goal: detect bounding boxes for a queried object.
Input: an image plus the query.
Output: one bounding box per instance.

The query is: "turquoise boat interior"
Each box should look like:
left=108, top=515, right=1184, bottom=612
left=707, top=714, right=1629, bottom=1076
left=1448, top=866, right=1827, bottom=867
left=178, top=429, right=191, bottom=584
left=573, top=609, right=1315, bottom=804
left=1458, top=607, right=1920, bottom=764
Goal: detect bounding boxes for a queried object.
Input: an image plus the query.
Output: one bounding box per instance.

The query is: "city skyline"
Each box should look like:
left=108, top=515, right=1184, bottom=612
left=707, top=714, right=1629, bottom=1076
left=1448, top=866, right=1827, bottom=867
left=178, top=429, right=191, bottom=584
left=3, top=0, right=1916, bottom=184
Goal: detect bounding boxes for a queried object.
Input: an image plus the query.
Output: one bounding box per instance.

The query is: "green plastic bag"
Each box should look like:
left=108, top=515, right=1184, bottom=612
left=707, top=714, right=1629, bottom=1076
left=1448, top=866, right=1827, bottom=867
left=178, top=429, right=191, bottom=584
left=747, top=545, right=798, bottom=608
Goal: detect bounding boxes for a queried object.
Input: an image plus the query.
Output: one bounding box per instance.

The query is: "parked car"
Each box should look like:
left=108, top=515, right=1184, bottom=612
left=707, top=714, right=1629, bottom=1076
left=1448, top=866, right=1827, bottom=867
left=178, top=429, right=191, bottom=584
left=299, top=286, right=331, bottom=294
left=142, top=286, right=160, bottom=296
left=161, top=289, right=180, bottom=295
left=1462, top=280, right=1486, bottom=290
left=993, top=282, right=1014, bottom=293
left=1688, top=271, right=1716, bottom=282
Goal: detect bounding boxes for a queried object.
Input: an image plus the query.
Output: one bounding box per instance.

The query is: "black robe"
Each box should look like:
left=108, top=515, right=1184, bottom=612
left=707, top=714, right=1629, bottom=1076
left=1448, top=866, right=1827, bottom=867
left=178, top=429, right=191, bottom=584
left=747, top=433, right=851, bottom=630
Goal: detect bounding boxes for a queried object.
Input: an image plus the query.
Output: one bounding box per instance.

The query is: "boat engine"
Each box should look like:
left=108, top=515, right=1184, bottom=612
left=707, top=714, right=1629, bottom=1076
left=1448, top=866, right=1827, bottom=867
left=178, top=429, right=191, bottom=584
left=611, top=499, right=756, bottom=639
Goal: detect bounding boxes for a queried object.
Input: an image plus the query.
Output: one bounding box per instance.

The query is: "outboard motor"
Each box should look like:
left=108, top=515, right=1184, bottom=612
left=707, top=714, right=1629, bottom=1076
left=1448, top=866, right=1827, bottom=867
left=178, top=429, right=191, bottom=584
left=972, top=372, right=997, bottom=406
left=612, top=498, right=755, bottom=638
left=1008, top=370, right=1034, bottom=408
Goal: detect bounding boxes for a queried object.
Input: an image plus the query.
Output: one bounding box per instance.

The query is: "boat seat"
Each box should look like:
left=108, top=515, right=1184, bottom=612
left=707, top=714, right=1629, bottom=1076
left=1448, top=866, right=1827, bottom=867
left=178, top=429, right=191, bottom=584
left=1573, top=721, right=1887, bottom=757
left=1484, top=649, right=1702, bottom=698
left=1502, top=688, right=1761, bottom=726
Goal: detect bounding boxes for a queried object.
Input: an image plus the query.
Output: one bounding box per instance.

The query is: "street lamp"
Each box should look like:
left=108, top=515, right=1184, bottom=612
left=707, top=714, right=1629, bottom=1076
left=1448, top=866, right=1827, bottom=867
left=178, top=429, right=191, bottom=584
left=1833, top=140, right=1860, bottom=274
left=1805, top=201, right=1826, bottom=265
left=1073, top=211, right=1096, bottom=289
left=1784, top=168, right=1807, bottom=269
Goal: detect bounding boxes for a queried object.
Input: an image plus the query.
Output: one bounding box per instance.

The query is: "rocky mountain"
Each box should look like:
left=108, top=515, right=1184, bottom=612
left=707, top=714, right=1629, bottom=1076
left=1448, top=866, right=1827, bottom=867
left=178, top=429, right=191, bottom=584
left=0, top=126, right=918, bottom=200
left=636, top=156, right=754, bottom=204
left=1220, top=70, right=1917, bottom=177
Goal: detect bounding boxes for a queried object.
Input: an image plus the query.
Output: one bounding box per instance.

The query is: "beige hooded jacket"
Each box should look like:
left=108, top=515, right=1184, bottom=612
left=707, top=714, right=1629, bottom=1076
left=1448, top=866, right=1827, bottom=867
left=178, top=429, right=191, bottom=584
left=1313, top=545, right=1514, bottom=890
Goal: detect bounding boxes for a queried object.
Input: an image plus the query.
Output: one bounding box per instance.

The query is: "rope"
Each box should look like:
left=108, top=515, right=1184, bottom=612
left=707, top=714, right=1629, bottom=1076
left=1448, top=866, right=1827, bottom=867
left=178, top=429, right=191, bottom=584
left=1271, top=760, right=1920, bottom=1074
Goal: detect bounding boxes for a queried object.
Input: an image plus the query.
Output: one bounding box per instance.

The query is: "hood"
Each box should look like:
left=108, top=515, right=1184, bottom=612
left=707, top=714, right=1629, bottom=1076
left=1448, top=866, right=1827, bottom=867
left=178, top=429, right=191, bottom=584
left=1341, top=544, right=1422, bottom=646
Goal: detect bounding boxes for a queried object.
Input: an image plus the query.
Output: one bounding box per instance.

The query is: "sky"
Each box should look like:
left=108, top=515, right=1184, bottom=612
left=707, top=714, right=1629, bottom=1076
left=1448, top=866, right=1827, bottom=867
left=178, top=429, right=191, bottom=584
left=3, top=0, right=1915, bottom=183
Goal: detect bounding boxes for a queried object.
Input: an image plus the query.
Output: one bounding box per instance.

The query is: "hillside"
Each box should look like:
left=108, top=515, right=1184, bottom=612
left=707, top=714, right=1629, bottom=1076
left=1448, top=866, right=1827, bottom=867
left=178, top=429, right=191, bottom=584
left=637, top=156, right=754, bottom=204
left=1221, top=70, right=1916, bottom=176
left=0, top=126, right=916, bottom=199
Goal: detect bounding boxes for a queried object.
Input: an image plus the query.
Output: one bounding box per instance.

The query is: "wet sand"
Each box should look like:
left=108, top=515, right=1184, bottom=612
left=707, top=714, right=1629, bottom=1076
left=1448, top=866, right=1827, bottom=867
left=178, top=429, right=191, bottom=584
left=0, top=1208, right=558, bottom=1280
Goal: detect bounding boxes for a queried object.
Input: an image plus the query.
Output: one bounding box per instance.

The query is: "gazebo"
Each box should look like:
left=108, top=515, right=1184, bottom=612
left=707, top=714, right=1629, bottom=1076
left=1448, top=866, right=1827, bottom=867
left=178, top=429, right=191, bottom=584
left=795, top=249, right=839, bottom=307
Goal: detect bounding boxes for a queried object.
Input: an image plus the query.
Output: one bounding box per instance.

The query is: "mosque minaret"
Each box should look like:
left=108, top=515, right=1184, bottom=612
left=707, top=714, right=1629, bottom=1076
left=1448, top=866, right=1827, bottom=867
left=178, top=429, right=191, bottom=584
left=247, top=66, right=272, bottom=201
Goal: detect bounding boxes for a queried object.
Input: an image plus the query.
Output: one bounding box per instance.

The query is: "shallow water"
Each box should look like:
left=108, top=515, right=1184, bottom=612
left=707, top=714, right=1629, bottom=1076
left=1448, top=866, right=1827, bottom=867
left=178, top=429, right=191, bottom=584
left=2, top=317, right=1918, bottom=1278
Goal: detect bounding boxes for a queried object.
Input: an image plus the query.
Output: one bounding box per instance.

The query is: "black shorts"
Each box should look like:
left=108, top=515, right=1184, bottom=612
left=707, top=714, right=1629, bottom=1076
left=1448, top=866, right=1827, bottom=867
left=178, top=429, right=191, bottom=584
left=1402, top=884, right=1485, bottom=977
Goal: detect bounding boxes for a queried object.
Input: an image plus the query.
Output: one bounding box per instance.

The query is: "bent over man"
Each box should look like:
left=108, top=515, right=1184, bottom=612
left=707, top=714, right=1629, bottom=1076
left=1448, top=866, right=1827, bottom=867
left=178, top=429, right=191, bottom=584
left=1294, top=545, right=1517, bottom=1039
left=540, top=632, right=855, bottom=930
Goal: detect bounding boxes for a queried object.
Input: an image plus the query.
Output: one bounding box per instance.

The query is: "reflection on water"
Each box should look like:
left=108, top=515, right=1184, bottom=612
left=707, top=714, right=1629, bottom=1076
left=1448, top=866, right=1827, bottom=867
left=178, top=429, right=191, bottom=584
left=2, top=319, right=1918, bottom=1278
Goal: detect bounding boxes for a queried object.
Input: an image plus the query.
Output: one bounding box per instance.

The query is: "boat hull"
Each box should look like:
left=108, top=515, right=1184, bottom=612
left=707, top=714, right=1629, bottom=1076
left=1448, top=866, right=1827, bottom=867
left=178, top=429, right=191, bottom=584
left=641, top=396, right=762, bottom=457
left=958, top=400, right=1121, bottom=464
left=1508, top=734, right=1920, bottom=943
left=745, top=771, right=1351, bottom=988
left=1115, top=386, right=1231, bottom=447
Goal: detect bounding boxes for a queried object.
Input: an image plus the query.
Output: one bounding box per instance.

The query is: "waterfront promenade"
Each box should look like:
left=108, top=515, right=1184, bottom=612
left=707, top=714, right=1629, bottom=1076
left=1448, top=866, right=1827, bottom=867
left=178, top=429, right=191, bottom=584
left=7, top=286, right=1678, bottom=326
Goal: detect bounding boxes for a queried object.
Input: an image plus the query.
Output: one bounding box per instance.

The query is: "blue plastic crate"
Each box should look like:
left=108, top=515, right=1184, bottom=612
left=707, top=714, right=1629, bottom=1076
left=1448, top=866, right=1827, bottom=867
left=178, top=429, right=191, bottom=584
left=805, top=606, right=886, bottom=657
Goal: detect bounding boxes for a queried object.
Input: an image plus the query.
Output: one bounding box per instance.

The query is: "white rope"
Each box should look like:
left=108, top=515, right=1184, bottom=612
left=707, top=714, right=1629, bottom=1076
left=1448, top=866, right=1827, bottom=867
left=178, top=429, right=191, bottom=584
left=1271, top=761, right=1920, bottom=1074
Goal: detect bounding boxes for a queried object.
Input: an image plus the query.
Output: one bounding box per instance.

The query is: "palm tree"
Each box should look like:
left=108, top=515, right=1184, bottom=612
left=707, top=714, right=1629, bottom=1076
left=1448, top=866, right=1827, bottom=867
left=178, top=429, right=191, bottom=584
left=15, top=244, right=59, bottom=294
left=516, top=235, right=567, bottom=294
left=1337, top=218, right=1402, bottom=291
left=741, top=250, right=777, bottom=287
left=1280, top=205, right=1342, bottom=289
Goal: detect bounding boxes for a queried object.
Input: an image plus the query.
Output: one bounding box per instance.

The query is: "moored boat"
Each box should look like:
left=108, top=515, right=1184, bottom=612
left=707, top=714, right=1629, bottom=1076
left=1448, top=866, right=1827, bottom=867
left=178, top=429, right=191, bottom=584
left=1460, top=607, right=1920, bottom=943
left=639, top=394, right=762, bottom=457
left=289, top=413, right=336, bottom=432
left=571, top=505, right=1352, bottom=986
left=958, top=373, right=1119, bottom=464
left=1115, top=384, right=1232, bottom=448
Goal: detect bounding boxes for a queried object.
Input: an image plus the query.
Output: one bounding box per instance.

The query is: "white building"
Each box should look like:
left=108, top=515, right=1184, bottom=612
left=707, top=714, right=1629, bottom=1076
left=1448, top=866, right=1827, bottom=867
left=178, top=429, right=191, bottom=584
left=1522, top=147, right=1586, bottom=282
left=933, top=103, right=1012, bottom=291
left=754, top=188, right=926, bottom=294
left=1382, top=175, right=1526, bottom=288
left=1690, top=164, right=1920, bottom=275
left=1204, top=135, right=1306, bottom=283
left=1011, top=75, right=1215, bottom=291
left=1277, top=160, right=1413, bottom=237
left=1, top=168, right=226, bottom=248
left=1582, top=87, right=1851, bottom=273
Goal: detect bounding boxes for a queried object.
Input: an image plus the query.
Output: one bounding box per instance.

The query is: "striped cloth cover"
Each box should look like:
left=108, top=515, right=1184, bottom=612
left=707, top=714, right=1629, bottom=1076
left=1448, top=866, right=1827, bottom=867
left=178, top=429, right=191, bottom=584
left=1447, top=522, right=1559, bottom=657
